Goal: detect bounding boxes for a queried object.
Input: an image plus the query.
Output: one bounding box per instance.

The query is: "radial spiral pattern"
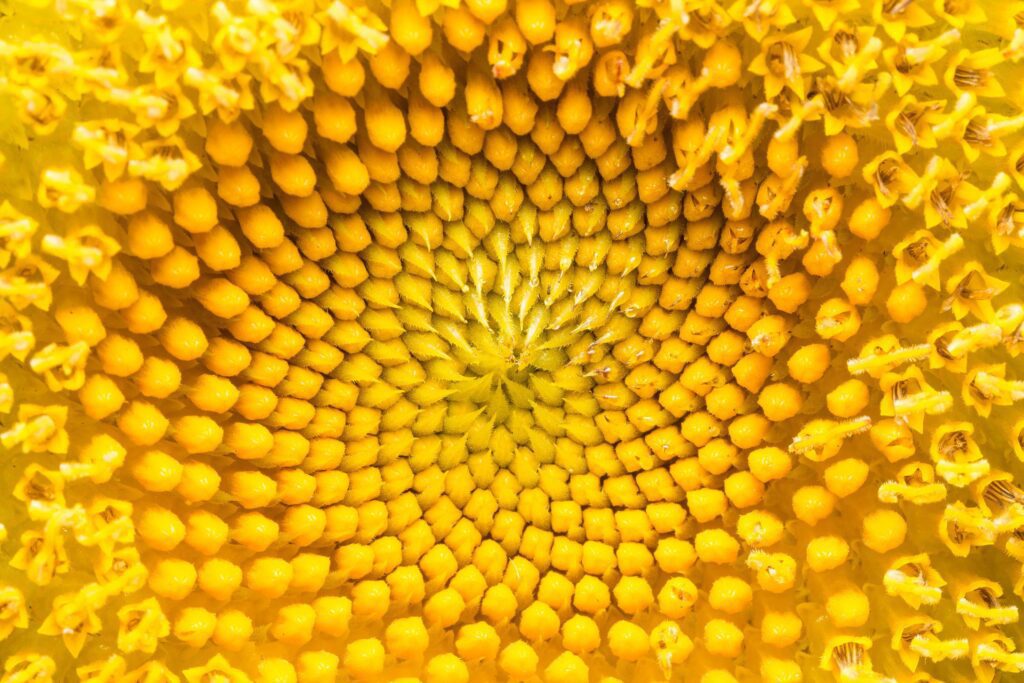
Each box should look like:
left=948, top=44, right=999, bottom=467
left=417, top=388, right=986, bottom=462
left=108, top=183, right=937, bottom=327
left=3, top=0, right=1024, bottom=681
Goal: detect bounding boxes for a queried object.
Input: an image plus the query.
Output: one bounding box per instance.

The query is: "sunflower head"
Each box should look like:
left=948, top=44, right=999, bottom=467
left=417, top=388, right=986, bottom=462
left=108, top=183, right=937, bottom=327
left=0, top=0, right=1024, bottom=682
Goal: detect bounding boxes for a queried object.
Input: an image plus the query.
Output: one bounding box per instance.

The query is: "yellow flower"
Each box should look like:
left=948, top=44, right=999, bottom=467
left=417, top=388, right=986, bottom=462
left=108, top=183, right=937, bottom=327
left=944, top=261, right=1010, bottom=321
left=911, top=156, right=979, bottom=229
left=65, top=0, right=132, bottom=45
left=488, top=18, right=528, bottom=78
left=893, top=229, right=961, bottom=289
left=73, top=434, right=127, bottom=484
left=816, top=23, right=880, bottom=80
left=0, top=586, right=29, bottom=641
left=885, top=94, right=944, bottom=153
left=879, top=366, right=952, bottom=432
left=933, top=0, right=986, bottom=28
left=820, top=636, right=880, bottom=680
left=123, top=84, right=196, bottom=137
left=0, top=257, right=59, bottom=311
left=127, top=137, right=202, bottom=190
left=116, top=598, right=170, bottom=654
left=256, top=52, right=314, bottom=109
left=76, top=655, right=127, bottom=683
left=320, top=1, right=388, bottom=61
left=13, top=464, right=66, bottom=511
left=802, top=0, right=863, bottom=29
left=748, top=26, right=824, bottom=98
left=0, top=653, right=57, bottom=683
left=882, top=28, right=959, bottom=95
left=136, top=13, right=202, bottom=88
left=10, top=528, right=69, bottom=587
left=862, top=150, right=920, bottom=206
left=989, top=195, right=1024, bottom=254
left=945, top=47, right=1007, bottom=98
left=79, top=496, right=135, bottom=551
left=122, top=661, right=180, bottom=683
left=0, top=203, right=39, bottom=267
left=729, top=0, right=796, bottom=41
left=183, top=655, right=252, bottom=683
left=8, top=84, right=67, bottom=136
left=71, top=120, right=140, bottom=180
left=973, top=632, right=1024, bottom=682
left=1, top=1, right=1024, bottom=680
left=210, top=4, right=263, bottom=74
left=74, top=45, right=130, bottom=92
left=0, top=39, right=76, bottom=89
left=29, top=341, right=90, bottom=392
left=92, top=546, right=147, bottom=594
left=37, top=584, right=107, bottom=657
left=0, top=372, right=13, bottom=414
left=874, top=0, right=933, bottom=41
left=818, top=74, right=892, bottom=134
left=265, top=0, right=322, bottom=58
left=184, top=67, right=255, bottom=122
left=0, top=404, right=69, bottom=454
left=928, top=321, right=997, bottom=372
left=672, top=2, right=731, bottom=49
left=891, top=616, right=968, bottom=671
left=36, top=166, right=96, bottom=211
left=40, top=225, right=120, bottom=285
left=964, top=364, right=1024, bottom=417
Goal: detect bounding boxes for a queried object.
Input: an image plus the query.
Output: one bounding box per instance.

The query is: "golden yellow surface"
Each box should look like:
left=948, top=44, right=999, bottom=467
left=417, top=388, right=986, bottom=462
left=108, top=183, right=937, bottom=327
left=0, top=0, right=1023, bottom=681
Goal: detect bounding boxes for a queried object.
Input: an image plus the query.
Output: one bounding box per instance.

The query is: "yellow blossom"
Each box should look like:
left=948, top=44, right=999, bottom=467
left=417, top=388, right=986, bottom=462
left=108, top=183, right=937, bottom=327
left=0, top=404, right=69, bottom=454
left=37, top=584, right=107, bottom=657
left=116, top=598, right=170, bottom=654
left=36, top=167, right=95, bottom=213
left=0, top=1, right=1022, bottom=681
left=40, top=225, right=120, bottom=285
left=71, top=120, right=140, bottom=180
left=748, top=26, right=824, bottom=98
left=0, top=586, right=29, bottom=641
left=0, top=653, right=57, bottom=683
left=183, top=655, right=252, bottom=683
left=0, top=203, right=38, bottom=268
left=76, top=655, right=127, bottom=683
left=10, top=528, right=69, bottom=587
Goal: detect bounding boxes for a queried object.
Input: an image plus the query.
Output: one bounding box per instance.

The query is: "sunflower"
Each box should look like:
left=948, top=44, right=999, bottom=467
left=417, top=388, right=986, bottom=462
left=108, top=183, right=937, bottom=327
left=0, top=0, right=1023, bottom=681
